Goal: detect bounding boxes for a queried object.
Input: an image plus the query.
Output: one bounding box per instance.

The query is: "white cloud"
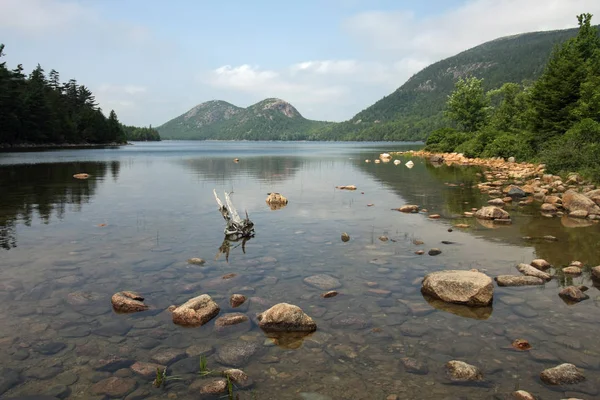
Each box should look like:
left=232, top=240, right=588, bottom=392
left=203, top=64, right=349, bottom=108
left=344, top=0, right=600, bottom=62
left=0, top=0, right=87, bottom=33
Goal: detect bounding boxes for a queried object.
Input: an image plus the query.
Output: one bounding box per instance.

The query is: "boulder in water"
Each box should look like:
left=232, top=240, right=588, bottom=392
left=257, top=303, right=317, bottom=332
left=171, top=294, right=220, bottom=327
left=111, top=291, right=148, bottom=313
left=421, top=270, right=493, bottom=306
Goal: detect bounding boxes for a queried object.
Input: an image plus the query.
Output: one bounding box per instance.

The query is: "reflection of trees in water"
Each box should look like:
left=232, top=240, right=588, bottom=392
left=357, top=156, right=483, bottom=216
left=356, top=156, right=600, bottom=271
left=180, top=156, right=305, bottom=183
left=0, top=161, right=118, bottom=250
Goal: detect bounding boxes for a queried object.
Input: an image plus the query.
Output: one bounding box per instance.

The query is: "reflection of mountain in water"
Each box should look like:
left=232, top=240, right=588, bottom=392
left=179, top=156, right=305, bottom=183
left=356, top=156, right=600, bottom=269
left=0, top=161, right=119, bottom=250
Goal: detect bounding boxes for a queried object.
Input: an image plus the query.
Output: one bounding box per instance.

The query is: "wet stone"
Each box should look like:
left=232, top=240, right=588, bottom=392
left=540, top=363, right=585, bottom=385
left=0, top=367, right=21, bottom=396
left=92, top=356, right=135, bottom=372
left=303, top=274, right=342, bottom=290
left=46, top=384, right=71, bottom=399
left=93, top=320, right=133, bottom=337
left=185, top=344, right=214, bottom=358
left=401, top=357, right=429, bottom=374
left=12, top=348, right=29, bottom=360
left=124, top=388, right=151, bottom=400
left=34, top=342, right=66, bottom=355
left=90, top=377, right=137, bottom=398
left=168, top=356, right=200, bottom=375
left=54, top=371, right=79, bottom=386
left=330, top=314, right=370, bottom=330
left=25, top=366, right=63, bottom=380
left=151, top=349, right=187, bottom=365
left=215, top=341, right=260, bottom=367
left=513, top=306, right=538, bottom=318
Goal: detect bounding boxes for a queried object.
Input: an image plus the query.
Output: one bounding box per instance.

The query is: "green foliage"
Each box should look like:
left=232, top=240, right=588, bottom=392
left=425, top=128, right=469, bottom=152
left=528, top=14, right=600, bottom=149
left=325, top=25, right=589, bottom=141
left=121, top=124, right=161, bottom=141
left=542, top=119, right=600, bottom=181
left=0, top=45, right=129, bottom=145
left=445, top=77, right=491, bottom=132
left=199, top=354, right=211, bottom=376
left=426, top=14, right=600, bottom=183
left=480, top=131, right=533, bottom=160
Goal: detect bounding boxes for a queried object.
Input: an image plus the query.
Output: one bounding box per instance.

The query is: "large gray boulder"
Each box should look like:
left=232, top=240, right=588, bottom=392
left=421, top=270, right=493, bottom=306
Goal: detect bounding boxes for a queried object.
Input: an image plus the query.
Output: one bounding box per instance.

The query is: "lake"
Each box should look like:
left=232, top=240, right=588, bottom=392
left=1, top=141, right=599, bottom=399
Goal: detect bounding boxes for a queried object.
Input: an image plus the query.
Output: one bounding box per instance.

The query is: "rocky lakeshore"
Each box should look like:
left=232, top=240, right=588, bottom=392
left=1, top=143, right=600, bottom=400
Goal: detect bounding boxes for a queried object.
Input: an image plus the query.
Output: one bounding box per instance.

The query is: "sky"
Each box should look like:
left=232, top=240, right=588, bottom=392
left=1, top=0, right=600, bottom=127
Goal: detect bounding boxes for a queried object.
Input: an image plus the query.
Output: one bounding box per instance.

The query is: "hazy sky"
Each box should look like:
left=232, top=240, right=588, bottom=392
left=1, top=0, right=599, bottom=126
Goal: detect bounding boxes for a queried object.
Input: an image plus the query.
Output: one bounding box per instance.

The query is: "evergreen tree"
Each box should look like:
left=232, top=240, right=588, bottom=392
left=528, top=13, right=600, bottom=148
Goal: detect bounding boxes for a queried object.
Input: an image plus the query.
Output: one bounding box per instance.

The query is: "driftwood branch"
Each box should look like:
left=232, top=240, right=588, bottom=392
left=213, top=189, right=255, bottom=262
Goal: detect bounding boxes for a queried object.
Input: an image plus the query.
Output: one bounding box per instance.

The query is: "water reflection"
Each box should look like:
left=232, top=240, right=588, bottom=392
left=356, top=155, right=600, bottom=271
left=0, top=161, right=119, bottom=250
left=423, top=295, right=493, bottom=320
left=179, top=156, right=305, bottom=183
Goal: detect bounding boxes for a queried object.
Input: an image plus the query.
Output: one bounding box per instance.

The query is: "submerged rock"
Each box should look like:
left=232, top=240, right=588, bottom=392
left=111, top=291, right=148, bottom=313
left=303, top=274, right=341, bottom=290
left=540, top=363, right=585, bottom=385
left=171, top=294, right=220, bottom=327
left=214, top=313, right=251, bottom=335
left=257, top=303, right=317, bottom=332
left=445, top=360, right=483, bottom=382
left=222, top=368, right=254, bottom=389
left=215, top=341, right=260, bottom=367
left=421, top=270, right=493, bottom=306
left=401, top=357, right=429, bottom=375
left=90, top=377, right=137, bottom=397
left=130, top=361, right=165, bottom=379
left=475, top=206, right=510, bottom=220
left=187, top=258, right=205, bottom=265
left=190, top=378, right=227, bottom=395
left=495, top=275, right=545, bottom=287
left=516, top=263, right=551, bottom=281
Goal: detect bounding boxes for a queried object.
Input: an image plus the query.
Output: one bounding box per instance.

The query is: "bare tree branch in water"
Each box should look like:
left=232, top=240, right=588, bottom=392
left=213, top=189, right=255, bottom=262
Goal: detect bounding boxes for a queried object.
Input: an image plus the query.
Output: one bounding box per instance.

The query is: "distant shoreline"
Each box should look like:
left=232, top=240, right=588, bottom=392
left=0, top=142, right=131, bottom=152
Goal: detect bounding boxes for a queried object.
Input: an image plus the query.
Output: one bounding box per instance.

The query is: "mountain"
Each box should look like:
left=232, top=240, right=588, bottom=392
left=313, top=25, right=598, bottom=141
left=158, top=25, right=598, bottom=141
left=157, top=98, right=332, bottom=140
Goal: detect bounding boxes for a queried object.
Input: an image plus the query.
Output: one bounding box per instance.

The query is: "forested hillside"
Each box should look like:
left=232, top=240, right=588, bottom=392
left=0, top=44, right=153, bottom=146
left=426, top=14, right=600, bottom=181
left=158, top=98, right=331, bottom=140
left=312, top=25, right=594, bottom=141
